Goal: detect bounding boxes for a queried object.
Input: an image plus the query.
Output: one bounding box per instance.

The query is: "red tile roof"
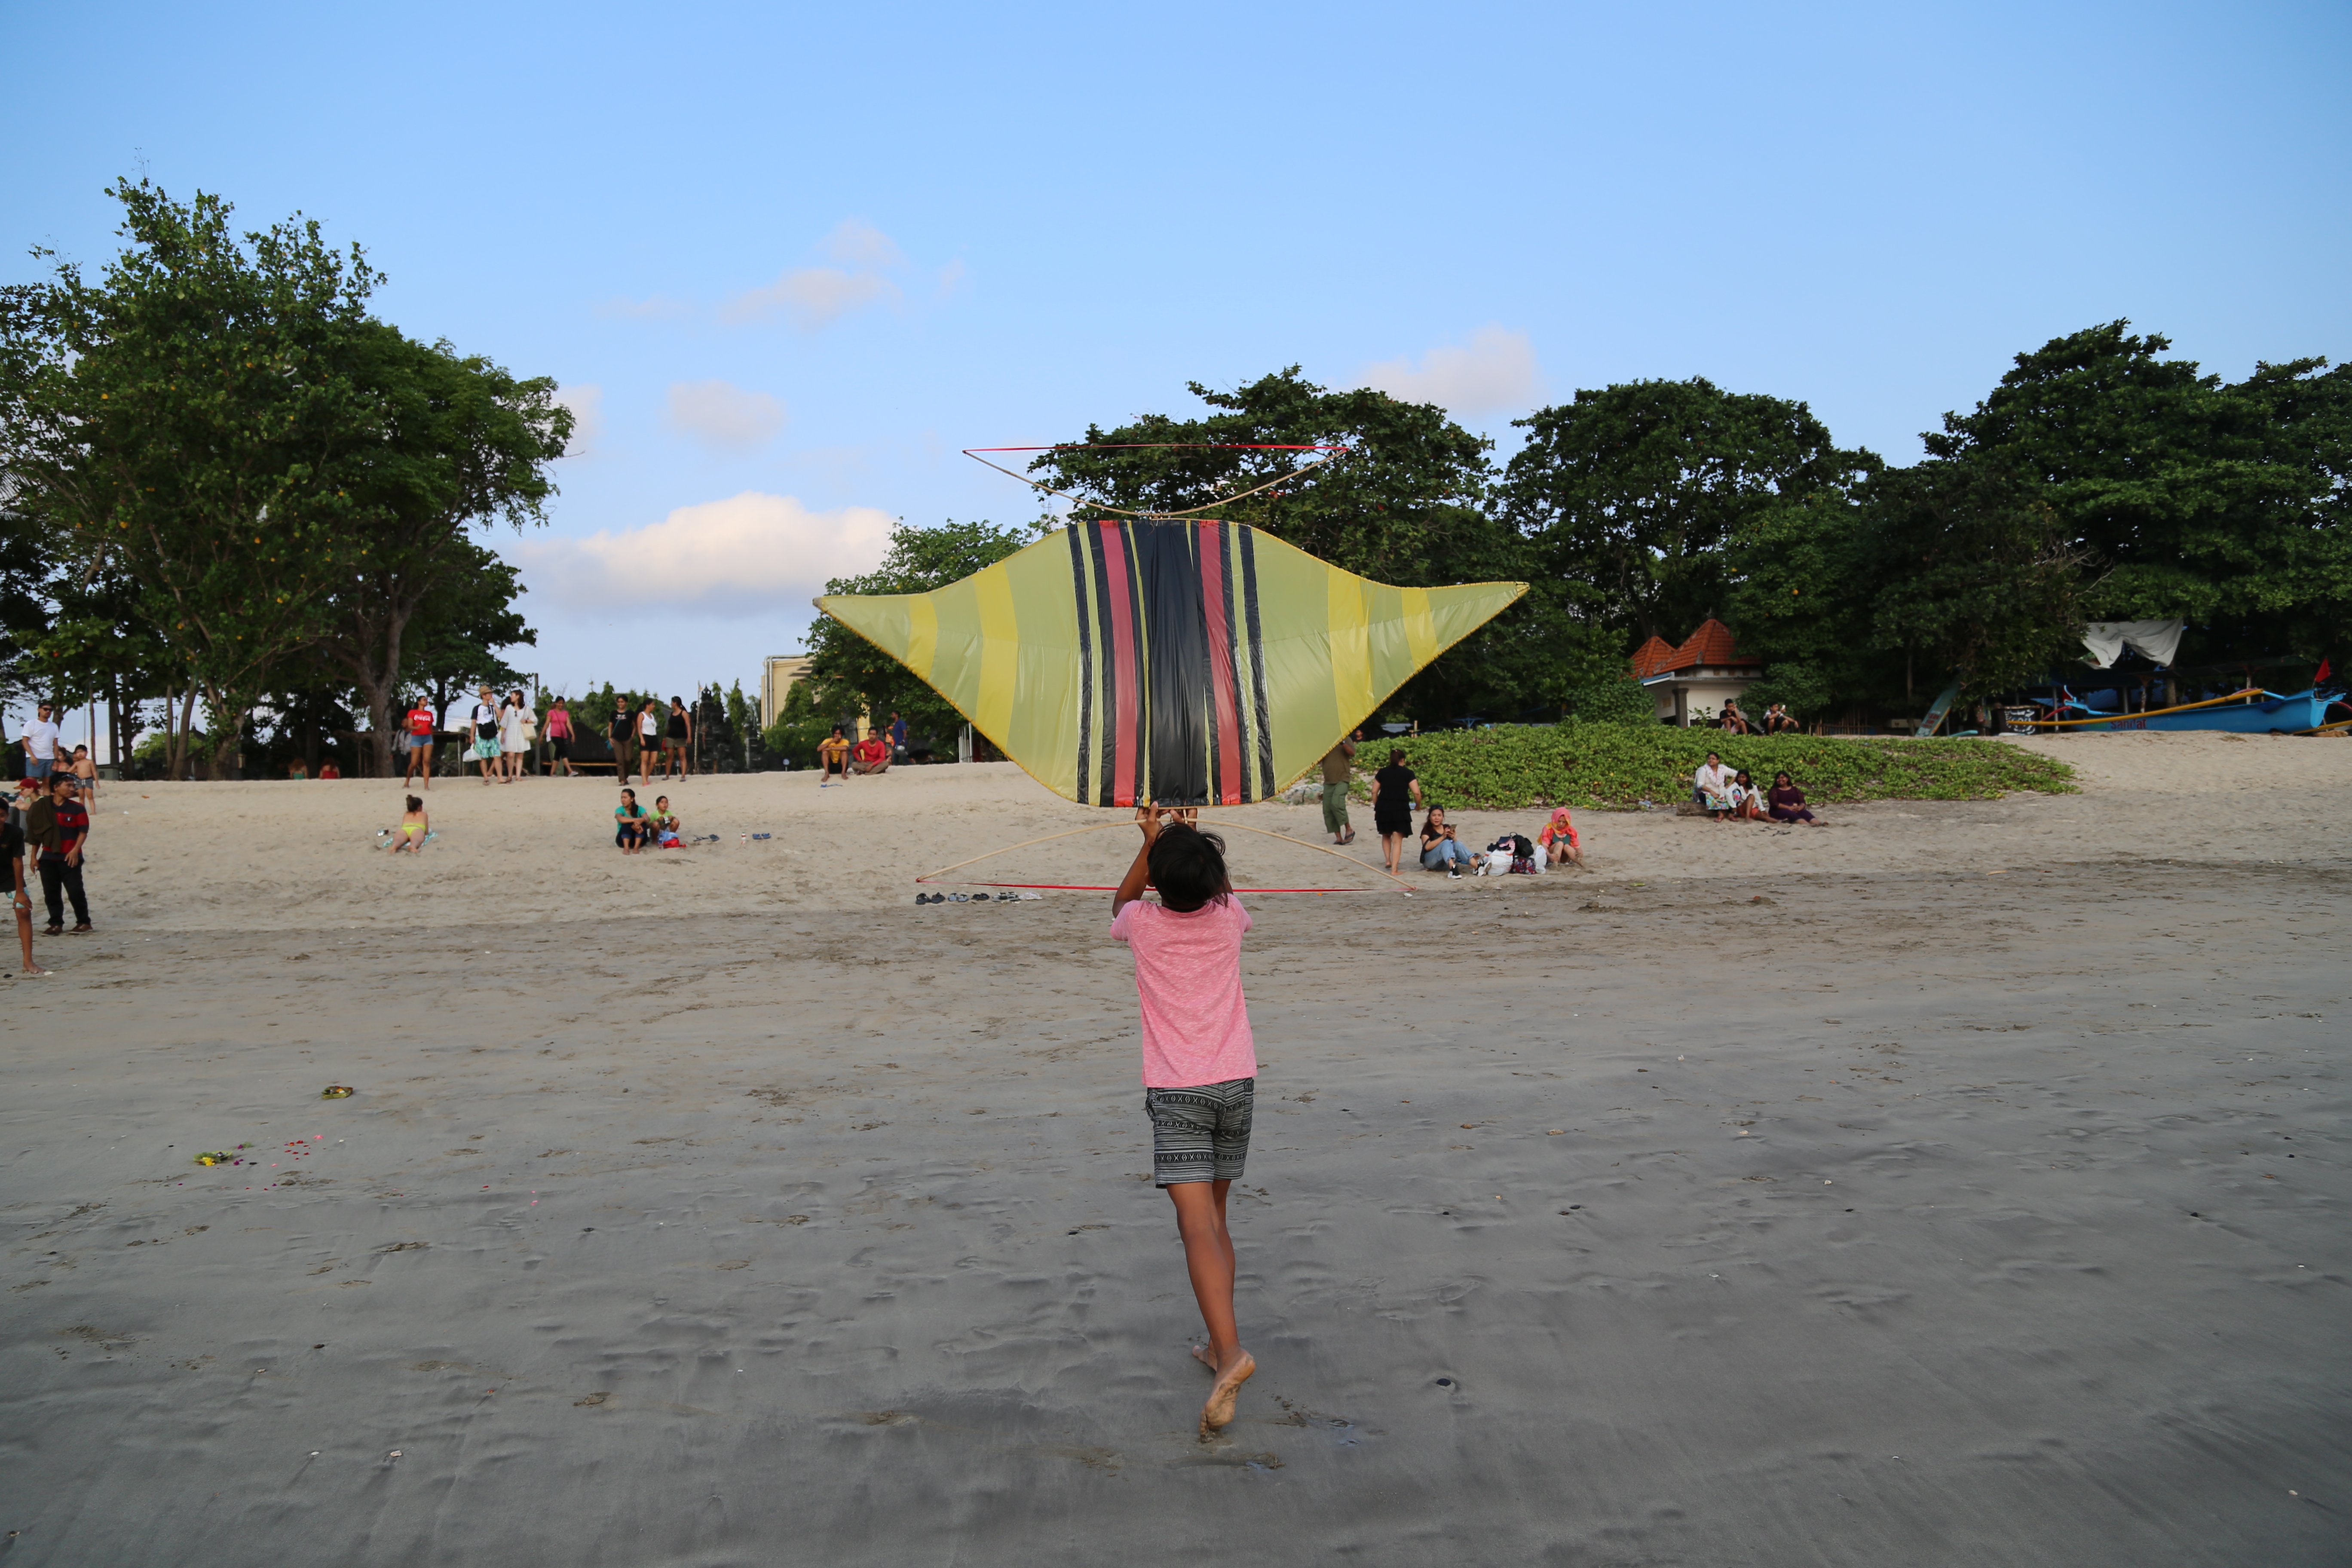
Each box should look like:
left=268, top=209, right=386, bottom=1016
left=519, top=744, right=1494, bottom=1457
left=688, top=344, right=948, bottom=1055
left=1630, top=636, right=1676, bottom=679
left=1642, top=619, right=1756, bottom=677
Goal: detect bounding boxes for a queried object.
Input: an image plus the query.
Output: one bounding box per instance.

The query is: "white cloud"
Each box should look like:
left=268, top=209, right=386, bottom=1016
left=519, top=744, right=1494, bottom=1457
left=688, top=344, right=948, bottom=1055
left=512, top=492, right=894, bottom=618
left=664, top=380, right=787, bottom=453
left=817, top=217, right=904, bottom=269
left=1356, top=326, right=1544, bottom=414
left=556, top=384, right=605, bottom=459
left=720, top=218, right=917, bottom=331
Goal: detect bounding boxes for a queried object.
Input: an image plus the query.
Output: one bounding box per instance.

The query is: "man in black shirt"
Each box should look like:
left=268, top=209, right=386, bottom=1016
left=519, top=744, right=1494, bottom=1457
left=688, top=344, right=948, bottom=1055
left=25, top=772, right=90, bottom=934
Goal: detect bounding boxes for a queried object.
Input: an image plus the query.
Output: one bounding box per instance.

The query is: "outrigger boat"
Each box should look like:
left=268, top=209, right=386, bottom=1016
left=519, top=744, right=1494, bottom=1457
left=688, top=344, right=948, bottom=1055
left=2028, top=687, right=2338, bottom=734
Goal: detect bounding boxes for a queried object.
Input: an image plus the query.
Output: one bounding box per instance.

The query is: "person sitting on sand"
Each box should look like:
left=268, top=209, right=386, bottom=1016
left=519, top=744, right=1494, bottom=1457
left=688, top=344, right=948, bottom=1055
left=1720, top=698, right=1754, bottom=735
left=392, top=796, right=430, bottom=854
left=1419, top=805, right=1475, bottom=876
left=1767, top=771, right=1822, bottom=824
left=1538, top=806, right=1585, bottom=870
left=1694, top=753, right=1733, bottom=820
left=851, top=727, right=890, bottom=775
left=1729, top=768, right=1769, bottom=821
left=650, top=794, right=686, bottom=848
left=818, top=726, right=852, bottom=784
left=614, top=787, right=649, bottom=854
left=1111, top=807, right=1258, bottom=1440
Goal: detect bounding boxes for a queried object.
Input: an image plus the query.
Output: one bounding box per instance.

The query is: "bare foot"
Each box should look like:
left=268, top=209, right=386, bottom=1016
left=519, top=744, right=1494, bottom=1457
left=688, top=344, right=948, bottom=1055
left=1198, top=1349, right=1254, bottom=1439
left=1191, top=1343, right=1217, bottom=1371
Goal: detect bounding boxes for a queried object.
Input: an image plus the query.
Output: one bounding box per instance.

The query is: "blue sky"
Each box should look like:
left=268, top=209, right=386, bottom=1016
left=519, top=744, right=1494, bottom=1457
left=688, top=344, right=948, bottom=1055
left=6, top=0, right=2347, bottom=724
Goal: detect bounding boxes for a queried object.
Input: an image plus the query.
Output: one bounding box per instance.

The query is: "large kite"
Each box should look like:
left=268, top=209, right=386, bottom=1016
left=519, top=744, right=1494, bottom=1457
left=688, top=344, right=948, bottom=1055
left=817, top=516, right=1525, bottom=808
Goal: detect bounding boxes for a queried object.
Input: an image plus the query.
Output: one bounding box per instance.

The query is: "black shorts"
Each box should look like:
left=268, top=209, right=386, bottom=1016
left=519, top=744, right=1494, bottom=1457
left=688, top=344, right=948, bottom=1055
left=1145, top=1077, right=1254, bottom=1186
left=551, top=738, right=571, bottom=760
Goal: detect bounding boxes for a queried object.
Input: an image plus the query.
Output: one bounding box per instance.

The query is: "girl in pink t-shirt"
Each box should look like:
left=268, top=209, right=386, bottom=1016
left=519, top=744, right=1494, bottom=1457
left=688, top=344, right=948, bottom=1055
left=1111, top=807, right=1257, bottom=1439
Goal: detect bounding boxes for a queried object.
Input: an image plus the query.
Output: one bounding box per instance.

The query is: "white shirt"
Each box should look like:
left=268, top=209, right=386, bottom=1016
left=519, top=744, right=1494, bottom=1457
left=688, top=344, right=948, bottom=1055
left=1695, top=762, right=1732, bottom=795
left=21, top=717, right=61, bottom=762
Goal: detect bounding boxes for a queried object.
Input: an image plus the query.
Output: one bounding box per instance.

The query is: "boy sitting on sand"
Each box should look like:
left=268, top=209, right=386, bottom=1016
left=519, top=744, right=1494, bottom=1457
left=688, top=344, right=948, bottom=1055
left=1111, top=806, right=1257, bottom=1440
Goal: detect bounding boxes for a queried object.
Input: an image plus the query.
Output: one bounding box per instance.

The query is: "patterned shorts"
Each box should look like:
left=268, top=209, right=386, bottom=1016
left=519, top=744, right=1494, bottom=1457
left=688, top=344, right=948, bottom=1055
left=1145, top=1077, right=1255, bottom=1187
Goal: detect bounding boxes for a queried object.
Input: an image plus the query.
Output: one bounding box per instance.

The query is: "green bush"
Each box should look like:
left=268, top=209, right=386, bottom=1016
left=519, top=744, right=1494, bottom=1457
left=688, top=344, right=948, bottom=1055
left=1353, top=722, right=2074, bottom=810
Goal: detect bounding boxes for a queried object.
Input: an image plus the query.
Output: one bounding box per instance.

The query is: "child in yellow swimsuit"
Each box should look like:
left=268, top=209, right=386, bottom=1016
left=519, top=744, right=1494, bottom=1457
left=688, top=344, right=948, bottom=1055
left=393, top=796, right=430, bottom=854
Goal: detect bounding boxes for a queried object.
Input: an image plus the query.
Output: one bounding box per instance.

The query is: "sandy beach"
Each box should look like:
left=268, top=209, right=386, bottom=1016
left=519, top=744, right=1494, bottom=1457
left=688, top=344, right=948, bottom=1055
left=3, top=732, right=2346, bottom=1565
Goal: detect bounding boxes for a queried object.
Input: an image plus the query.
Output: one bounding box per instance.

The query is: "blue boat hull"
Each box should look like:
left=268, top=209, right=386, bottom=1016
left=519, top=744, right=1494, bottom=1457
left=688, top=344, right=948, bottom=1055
left=2077, top=689, right=2331, bottom=733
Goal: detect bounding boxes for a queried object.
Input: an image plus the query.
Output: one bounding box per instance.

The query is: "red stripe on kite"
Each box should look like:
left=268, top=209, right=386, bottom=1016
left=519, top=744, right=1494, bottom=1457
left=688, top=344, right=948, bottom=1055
left=1099, top=523, right=1140, bottom=808
left=1199, top=523, right=1244, bottom=806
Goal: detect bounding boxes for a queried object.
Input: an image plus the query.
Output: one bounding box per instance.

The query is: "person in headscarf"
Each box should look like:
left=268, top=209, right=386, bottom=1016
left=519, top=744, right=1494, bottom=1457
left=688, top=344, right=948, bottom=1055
left=1767, top=771, right=1822, bottom=825
left=1537, top=806, right=1585, bottom=870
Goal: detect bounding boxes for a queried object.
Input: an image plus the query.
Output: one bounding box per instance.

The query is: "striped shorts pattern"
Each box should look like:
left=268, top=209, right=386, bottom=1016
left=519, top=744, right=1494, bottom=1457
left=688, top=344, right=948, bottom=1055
left=1145, top=1077, right=1255, bottom=1187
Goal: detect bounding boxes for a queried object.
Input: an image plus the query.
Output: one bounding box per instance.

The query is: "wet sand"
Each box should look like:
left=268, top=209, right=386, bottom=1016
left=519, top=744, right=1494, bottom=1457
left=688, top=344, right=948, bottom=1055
left=2, top=735, right=2346, bottom=1565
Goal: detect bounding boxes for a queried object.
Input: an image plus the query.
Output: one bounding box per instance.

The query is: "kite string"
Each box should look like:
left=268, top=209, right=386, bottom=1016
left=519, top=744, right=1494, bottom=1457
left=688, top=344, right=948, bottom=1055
left=911, top=815, right=1413, bottom=895
left=913, top=821, right=1123, bottom=885
left=962, top=448, right=1346, bottom=521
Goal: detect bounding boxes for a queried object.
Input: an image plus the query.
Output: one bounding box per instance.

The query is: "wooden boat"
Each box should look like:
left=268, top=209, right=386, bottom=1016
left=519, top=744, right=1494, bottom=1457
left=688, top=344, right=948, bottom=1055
left=2066, top=688, right=2332, bottom=734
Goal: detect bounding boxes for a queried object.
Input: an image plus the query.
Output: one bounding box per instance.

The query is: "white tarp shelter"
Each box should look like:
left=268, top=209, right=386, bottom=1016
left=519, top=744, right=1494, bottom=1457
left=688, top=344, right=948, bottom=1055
left=2081, top=619, right=2186, bottom=669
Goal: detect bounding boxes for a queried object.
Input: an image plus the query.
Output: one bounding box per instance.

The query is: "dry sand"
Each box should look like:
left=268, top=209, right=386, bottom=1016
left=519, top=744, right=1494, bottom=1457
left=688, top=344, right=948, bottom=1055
left=3, top=732, right=2346, bottom=1565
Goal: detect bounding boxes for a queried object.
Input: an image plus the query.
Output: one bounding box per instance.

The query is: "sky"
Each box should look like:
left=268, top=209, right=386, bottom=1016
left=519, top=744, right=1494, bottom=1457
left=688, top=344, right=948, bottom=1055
left=5, top=0, right=2347, bottom=734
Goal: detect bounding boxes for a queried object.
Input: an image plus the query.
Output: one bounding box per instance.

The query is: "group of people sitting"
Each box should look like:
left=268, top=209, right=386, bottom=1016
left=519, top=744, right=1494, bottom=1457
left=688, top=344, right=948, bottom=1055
left=1412, top=804, right=1587, bottom=878
left=816, top=719, right=901, bottom=784
left=612, top=787, right=691, bottom=853
left=1692, top=753, right=1822, bottom=824
left=1718, top=700, right=1802, bottom=736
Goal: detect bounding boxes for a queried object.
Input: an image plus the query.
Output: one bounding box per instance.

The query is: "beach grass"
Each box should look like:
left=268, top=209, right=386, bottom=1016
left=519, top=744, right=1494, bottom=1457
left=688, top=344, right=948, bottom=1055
left=1354, top=722, right=2078, bottom=811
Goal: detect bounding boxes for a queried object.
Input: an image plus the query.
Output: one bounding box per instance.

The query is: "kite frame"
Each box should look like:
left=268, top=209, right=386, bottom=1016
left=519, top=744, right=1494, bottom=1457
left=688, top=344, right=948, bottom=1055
left=962, top=442, right=1354, bottom=520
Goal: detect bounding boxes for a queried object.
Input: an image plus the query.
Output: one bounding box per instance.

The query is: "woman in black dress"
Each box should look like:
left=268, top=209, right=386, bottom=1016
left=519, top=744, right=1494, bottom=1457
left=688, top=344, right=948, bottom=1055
left=1372, top=748, right=1422, bottom=875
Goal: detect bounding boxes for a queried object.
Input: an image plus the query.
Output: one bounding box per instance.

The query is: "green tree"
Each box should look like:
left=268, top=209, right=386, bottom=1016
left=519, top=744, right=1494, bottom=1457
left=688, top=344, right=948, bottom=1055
left=1501, top=378, right=1880, bottom=647
left=0, top=179, right=386, bottom=776
left=319, top=324, right=569, bottom=775
left=399, top=544, right=536, bottom=733
left=1925, top=322, right=2352, bottom=664
left=802, top=518, right=1034, bottom=750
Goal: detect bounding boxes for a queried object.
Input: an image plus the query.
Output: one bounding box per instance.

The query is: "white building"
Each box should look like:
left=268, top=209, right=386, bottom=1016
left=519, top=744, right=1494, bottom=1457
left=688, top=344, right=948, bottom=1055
left=1633, top=619, right=1763, bottom=726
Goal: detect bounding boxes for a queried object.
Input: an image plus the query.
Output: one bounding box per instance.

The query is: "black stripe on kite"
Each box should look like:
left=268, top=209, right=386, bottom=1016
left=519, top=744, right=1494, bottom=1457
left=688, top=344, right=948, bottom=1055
left=1136, top=522, right=1210, bottom=806
left=1238, top=525, right=1275, bottom=799
left=1066, top=523, right=1094, bottom=808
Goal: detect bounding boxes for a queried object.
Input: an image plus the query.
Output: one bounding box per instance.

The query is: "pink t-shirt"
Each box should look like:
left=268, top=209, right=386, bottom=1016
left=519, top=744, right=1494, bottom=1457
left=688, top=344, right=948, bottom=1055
left=1110, top=896, right=1256, bottom=1088
left=545, top=707, right=572, bottom=739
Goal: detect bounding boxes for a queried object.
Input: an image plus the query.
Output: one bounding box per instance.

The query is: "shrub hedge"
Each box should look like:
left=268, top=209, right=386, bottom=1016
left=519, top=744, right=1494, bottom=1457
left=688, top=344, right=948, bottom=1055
left=1350, top=723, right=2076, bottom=811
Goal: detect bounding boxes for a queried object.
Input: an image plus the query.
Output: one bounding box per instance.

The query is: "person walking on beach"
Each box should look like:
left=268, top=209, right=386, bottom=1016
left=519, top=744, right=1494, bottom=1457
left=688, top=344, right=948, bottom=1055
left=27, top=772, right=91, bottom=934
left=402, top=696, right=436, bottom=790
left=608, top=701, right=634, bottom=781
left=20, top=701, right=62, bottom=784
left=1319, top=731, right=1358, bottom=845
left=1372, top=747, right=1421, bottom=875
left=637, top=701, right=662, bottom=786
left=1111, top=807, right=1258, bottom=1439
left=545, top=698, right=573, bottom=778
left=468, top=686, right=502, bottom=785
left=664, top=696, right=693, bottom=780
left=3, top=796, right=46, bottom=974
left=498, top=689, right=532, bottom=781
left=889, top=711, right=908, bottom=763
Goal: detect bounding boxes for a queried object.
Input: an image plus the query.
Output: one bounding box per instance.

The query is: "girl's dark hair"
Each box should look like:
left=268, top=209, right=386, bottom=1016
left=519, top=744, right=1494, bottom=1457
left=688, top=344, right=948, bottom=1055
left=620, top=787, right=637, bottom=801
left=1147, top=822, right=1231, bottom=913
left=405, top=795, right=423, bottom=812
left=1773, top=771, right=1793, bottom=786
left=1421, top=805, right=1445, bottom=835
left=1389, top=748, right=1408, bottom=766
